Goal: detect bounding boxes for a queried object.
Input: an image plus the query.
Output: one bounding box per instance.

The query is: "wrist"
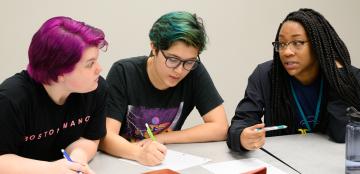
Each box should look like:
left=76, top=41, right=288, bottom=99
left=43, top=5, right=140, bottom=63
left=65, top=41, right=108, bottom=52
left=70, top=149, right=88, bottom=164
left=132, top=144, right=143, bottom=162
left=155, top=134, right=166, bottom=144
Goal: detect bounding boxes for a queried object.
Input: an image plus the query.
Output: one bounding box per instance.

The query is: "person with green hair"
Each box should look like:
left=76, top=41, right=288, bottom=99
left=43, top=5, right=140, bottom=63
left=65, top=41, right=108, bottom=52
left=99, top=11, right=228, bottom=166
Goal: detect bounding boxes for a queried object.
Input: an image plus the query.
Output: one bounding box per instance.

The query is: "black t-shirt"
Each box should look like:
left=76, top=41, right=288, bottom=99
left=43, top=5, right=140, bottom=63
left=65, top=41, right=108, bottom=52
left=0, top=71, right=107, bottom=161
left=106, top=56, right=223, bottom=141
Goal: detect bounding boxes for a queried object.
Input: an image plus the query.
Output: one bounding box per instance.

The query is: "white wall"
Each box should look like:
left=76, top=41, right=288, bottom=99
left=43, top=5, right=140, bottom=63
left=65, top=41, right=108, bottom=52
left=1, top=0, right=359, bottom=128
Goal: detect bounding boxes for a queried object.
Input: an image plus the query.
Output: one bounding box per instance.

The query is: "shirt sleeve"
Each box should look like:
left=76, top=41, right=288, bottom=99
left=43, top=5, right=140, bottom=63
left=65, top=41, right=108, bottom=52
left=326, top=94, right=348, bottom=143
left=326, top=66, right=360, bottom=143
left=192, top=63, right=224, bottom=116
left=82, top=77, right=107, bottom=140
left=227, top=64, right=266, bottom=152
left=0, top=94, right=24, bottom=155
left=106, top=62, right=128, bottom=122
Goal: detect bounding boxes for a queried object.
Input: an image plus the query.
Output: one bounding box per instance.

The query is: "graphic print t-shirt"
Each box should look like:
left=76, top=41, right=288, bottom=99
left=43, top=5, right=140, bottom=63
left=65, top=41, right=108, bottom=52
left=106, top=56, right=223, bottom=141
left=124, top=103, right=183, bottom=140
left=0, top=71, right=107, bottom=160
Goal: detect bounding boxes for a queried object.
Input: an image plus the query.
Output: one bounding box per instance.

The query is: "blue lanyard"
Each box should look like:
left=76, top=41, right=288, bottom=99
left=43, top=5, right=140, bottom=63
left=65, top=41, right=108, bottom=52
left=290, top=78, right=323, bottom=132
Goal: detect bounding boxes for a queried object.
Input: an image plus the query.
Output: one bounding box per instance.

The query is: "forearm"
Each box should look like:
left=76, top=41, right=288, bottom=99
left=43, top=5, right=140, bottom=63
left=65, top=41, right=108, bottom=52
left=0, top=154, right=50, bottom=174
left=99, top=133, right=140, bottom=161
left=66, top=138, right=99, bottom=164
left=156, top=122, right=228, bottom=144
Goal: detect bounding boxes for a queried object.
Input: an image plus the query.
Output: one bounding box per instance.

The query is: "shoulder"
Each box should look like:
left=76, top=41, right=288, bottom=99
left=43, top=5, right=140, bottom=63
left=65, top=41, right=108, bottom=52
left=0, top=71, right=35, bottom=100
left=0, top=71, right=39, bottom=114
left=182, top=62, right=213, bottom=84
left=1, top=70, right=32, bottom=87
left=111, top=56, right=147, bottom=70
left=189, top=62, right=207, bottom=76
left=350, top=65, right=360, bottom=79
left=255, top=60, right=273, bottom=73
left=107, top=56, right=148, bottom=84
left=107, top=56, right=147, bottom=77
left=248, top=60, right=273, bottom=80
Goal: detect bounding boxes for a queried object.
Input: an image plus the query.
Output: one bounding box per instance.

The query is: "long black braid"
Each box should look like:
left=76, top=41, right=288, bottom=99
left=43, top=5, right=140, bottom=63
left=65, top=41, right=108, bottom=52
left=270, top=8, right=360, bottom=134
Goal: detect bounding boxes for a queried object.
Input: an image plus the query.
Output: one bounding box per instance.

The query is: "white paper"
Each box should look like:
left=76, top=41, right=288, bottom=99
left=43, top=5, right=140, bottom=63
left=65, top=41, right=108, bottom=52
left=202, top=158, right=287, bottom=174
left=118, top=149, right=211, bottom=171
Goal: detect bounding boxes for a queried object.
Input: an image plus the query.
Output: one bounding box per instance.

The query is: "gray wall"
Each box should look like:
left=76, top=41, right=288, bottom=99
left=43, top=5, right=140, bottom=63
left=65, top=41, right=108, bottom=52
left=1, top=0, right=359, bottom=128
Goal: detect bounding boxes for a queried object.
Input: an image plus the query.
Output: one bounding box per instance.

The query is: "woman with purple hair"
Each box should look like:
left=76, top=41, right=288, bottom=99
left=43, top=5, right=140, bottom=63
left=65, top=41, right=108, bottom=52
left=0, top=16, right=108, bottom=173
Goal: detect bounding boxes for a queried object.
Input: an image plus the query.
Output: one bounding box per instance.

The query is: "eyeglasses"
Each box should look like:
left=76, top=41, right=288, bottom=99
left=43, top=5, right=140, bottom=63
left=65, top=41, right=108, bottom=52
left=272, top=40, right=308, bottom=52
left=160, top=50, right=200, bottom=71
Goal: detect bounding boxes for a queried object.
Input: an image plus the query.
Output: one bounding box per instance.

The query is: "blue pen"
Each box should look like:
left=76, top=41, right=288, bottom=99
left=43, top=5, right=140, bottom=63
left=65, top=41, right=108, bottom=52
left=256, top=125, right=288, bottom=132
left=61, top=149, right=83, bottom=174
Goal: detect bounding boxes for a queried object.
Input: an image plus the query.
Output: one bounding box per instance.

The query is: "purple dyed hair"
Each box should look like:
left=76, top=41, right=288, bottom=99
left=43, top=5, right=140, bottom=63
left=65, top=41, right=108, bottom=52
left=27, top=16, right=108, bottom=84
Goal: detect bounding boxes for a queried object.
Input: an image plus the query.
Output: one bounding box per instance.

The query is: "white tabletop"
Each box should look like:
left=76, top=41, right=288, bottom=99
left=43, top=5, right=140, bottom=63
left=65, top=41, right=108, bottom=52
left=90, top=141, right=296, bottom=174
left=263, top=133, right=345, bottom=174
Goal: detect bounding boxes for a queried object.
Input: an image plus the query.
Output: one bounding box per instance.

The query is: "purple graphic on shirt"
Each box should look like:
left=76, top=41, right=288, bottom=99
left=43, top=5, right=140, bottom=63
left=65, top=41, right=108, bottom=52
left=123, top=102, right=183, bottom=141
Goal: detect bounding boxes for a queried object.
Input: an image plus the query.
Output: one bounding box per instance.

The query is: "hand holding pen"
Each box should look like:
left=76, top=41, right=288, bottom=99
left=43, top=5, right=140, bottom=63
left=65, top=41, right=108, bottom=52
left=240, top=123, right=266, bottom=150
left=241, top=124, right=288, bottom=150
left=133, top=123, right=167, bottom=166
left=61, top=149, right=86, bottom=174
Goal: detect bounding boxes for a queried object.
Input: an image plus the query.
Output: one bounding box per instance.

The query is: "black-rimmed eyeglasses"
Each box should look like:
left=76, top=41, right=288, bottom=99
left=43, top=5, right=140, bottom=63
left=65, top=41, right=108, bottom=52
left=160, top=50, right=200, bottom=71
left=272, top=40, right=308, bottom=52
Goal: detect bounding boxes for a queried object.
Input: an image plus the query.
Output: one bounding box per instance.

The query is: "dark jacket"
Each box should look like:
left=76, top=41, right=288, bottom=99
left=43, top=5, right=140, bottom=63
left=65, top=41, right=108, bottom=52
left=227, top=60, right=360, bottom=152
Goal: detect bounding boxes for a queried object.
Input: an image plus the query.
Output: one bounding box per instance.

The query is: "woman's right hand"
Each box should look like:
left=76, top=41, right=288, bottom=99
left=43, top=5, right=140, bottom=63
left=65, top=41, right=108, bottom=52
left=135, top=140, right=167, bottom=166
left=240, top=123, right=266, bottom=150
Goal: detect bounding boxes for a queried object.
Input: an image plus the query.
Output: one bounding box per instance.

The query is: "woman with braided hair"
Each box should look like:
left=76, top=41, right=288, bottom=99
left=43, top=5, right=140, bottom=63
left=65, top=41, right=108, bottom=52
left=227, top=8, right=360, bottom=152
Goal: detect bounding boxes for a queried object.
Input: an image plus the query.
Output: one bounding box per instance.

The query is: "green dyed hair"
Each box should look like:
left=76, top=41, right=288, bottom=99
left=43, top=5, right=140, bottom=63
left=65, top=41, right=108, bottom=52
left=149, top=11, right=207, bottom=54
